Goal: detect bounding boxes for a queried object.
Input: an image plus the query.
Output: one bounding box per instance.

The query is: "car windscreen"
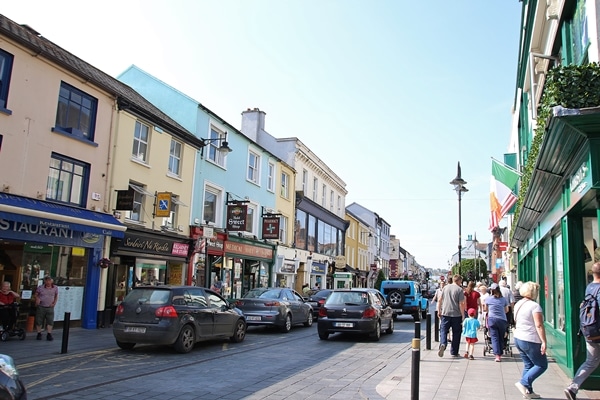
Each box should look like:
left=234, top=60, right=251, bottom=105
left=125, top=288, right=170, bottom=305
left=243, top=289, right=280, bottom=299
left=326, top=291, right=368, bottom=305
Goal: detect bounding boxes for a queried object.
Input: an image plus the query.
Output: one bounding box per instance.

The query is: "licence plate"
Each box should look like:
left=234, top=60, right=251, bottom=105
left=334, top=322, right=353, bottom=328
left=246, top=316, right=261, bottom=321
left=124, top=326, right=146, bottom=334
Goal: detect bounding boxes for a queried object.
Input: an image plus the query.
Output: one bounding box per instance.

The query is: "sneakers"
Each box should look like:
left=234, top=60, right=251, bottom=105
left=463, top=353, right=469, bottom=358
left=564, top=388, right=577, bottom=400
left=469, top=355, right=474, bottom=360
left=36, top=332, right=42, bottom=340
left=438, top=344, right=446, bottom=357
left=46, top=333, right=53, bottom=341
left=515, top=382, right=528, bottom=396
left=495, top=355, right=502, bottom=362
left=525, top=391, right=541, bottom=399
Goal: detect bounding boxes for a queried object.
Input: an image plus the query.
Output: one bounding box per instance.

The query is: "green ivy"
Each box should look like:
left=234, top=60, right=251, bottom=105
left=511, top=63, right=600, bottom=242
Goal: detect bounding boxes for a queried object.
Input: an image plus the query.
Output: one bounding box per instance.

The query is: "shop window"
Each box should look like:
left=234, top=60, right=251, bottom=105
left=543, top=239, right=554, bottom=326
left=555, top=233, right=565, bottom=332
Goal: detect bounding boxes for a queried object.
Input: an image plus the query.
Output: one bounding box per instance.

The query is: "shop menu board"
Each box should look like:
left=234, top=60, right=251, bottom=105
left=54, top=286, right=84, bottom=321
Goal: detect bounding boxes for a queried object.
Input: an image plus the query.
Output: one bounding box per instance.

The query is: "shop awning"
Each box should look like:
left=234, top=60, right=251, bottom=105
left=343, top=264, right=359, bottom=274
left=0, top=193, right=126, bottom=238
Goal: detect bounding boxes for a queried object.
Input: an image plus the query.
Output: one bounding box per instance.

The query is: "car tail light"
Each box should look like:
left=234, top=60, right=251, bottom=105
left=318, top=307, right=328, bottom=318
left=155, top=305, right=178, bottom=318
left=318, top=299, right=325, bottom=306
left=115, top=304, right=124, bottom=316
left=362, top=307, right=377, bottom=318
left=263, top=301, right=281, bottom=307
left=235, top=300, right=244, bottom=306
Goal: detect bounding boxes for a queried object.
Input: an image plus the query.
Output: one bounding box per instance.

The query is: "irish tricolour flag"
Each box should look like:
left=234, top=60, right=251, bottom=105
left=489, top=159, right=520, bottom=231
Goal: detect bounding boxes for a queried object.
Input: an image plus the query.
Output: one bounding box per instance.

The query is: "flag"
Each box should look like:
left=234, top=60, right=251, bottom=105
left=489, top=159, right=520, bottom=230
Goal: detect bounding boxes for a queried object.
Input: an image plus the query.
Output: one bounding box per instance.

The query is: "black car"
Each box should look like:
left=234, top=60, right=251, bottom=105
left=306, top=289, right=332, bottom=318
left=317, top=288, right=394, bottom=341
left=113, top=285, right=247, bottom=353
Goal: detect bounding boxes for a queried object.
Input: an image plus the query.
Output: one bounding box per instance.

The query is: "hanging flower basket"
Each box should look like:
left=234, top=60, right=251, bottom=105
left=98, top=258, right=112, bottom=269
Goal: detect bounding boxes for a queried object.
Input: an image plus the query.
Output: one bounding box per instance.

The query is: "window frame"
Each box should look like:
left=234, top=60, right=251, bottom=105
left=132, top=120, right=150, bottom=163
left=267, top=162, right=275, bottom=192
left=207, top=126, right=228, bottom=167
left=247, top=150, right=260, bottom=185
left=0, top=48, right=14, bottom=113
left=203, top=184, right=224, bottom=226
left=46, top=153, right=90, bottom=207
left=281, top=172, right=289, bottom=199
left=54, top=81, right=98, bottom=141
left=168, top=138, right=182, bottom=176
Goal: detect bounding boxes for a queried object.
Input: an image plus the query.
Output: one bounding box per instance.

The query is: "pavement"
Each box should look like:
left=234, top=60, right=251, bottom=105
left=1, top=324, right=599, bottom=400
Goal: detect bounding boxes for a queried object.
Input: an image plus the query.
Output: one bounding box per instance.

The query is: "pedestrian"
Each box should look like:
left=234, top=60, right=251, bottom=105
left=565, top=262, right=600, bottom=400
left=464, top=281, right=481, bottom=318
left=483, top=282, right=509, bottom=362
left=302, top=283, right=311, bottom=296
left=0, top=282, right=20, bottom=331
left=35, top=276, right=58, bottom=341
left=513, top=281, right=524, bottom=303
left=478, top=284, right=490, bottom=328
left=500, top=279, right=516, bottom=326
left=437, top=274, right=466, bottom=358
left=432, top=281, right=446, bottom=304
left=513, top=281, right=547, bottom=399
left=462, top=307, right=480, bottom=359
left=210, top=275, right=222, bottom=294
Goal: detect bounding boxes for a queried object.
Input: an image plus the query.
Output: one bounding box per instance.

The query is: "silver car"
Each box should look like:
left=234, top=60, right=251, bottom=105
left=234, top=288, right=313, bottom=333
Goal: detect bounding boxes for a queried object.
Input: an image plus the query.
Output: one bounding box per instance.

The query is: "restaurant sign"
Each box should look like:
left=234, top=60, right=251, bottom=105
left=117, top=233, right=189, bottom=258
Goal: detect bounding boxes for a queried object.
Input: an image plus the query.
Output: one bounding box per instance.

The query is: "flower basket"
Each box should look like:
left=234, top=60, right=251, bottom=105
left=98, top=258, right=112, bottom=269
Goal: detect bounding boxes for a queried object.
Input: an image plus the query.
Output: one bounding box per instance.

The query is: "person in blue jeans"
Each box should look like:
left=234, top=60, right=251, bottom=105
left=484, top=283, right=509, bottom=362
left=565, top=262, right=600, bottom=400
left=437, top=274, right=465, bottom=358
left=513, top=281, right=547, bottom=399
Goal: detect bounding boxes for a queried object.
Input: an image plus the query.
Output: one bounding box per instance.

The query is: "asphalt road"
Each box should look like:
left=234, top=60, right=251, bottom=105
left=7, top=315, right=422, bottom=400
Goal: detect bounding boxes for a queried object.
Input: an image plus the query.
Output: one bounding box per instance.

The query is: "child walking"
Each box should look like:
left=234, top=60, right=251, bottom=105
left=463, top=308, right=481, bottom=359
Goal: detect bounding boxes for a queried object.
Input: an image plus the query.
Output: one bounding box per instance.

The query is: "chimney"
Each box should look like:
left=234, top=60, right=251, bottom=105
left=241, top=108, right=266, bottom=142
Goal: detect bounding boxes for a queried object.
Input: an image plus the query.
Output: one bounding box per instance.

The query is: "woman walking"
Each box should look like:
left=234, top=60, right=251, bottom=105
left=483, top=282, right=509, bottom=362
left=513, top=281, right=547, bottom=399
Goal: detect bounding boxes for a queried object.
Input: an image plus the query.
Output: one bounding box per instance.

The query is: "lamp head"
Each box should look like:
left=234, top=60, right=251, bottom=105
left=218, top=140, right=232, bottom=153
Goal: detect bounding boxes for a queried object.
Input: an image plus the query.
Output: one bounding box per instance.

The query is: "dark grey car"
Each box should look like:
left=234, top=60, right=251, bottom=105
left=113, top=285, right=247, bottom=353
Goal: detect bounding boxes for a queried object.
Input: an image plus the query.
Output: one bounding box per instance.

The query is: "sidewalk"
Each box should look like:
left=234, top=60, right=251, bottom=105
left=377, top=329, right=600, bottom=400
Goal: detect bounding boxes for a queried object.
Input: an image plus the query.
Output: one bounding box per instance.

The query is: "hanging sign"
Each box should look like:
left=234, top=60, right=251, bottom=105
left=155, top=192, right=172, bottom=218
left=226, top=204, right=248, bottom=231
left=262, top=217, right=280, bottom=239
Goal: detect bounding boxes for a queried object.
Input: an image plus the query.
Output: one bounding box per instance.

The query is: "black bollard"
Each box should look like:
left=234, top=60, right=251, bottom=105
left=434, top=310, right=439, bottom=342
left=426, top=312, right=431, bottom=350
left=411, top=338, right=420, bottom=400
left=414, top=320, right=420, bottom=338
left=61, top=312, right=71, bottom=354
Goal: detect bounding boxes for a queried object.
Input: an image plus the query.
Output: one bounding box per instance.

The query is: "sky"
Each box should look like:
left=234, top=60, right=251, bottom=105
left=1, top=1, right=523, bottom=270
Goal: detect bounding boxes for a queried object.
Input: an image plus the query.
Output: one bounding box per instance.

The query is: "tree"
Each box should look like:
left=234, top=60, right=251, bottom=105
left=451, top=258, right=488, bottom=282
left=374, top=269, right=386, bottom=291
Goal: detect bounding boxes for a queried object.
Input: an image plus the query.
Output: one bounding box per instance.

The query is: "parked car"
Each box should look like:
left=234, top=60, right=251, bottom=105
left=234, top=287, right=313, bottom=332
left=305, top=289, right=332, bottom=318
left=379, top=280, right=429, bottom=321
left=113, top=285, right=247, bottom=353
left=317, top=288, right=394, bottom=341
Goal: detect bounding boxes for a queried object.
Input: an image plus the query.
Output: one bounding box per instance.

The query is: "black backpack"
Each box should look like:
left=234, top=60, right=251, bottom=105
left=580, top=285, right=600, bottom=342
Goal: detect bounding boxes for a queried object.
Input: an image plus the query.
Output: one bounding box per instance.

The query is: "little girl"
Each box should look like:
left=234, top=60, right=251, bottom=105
left=462, top=308, right=481, bottom=359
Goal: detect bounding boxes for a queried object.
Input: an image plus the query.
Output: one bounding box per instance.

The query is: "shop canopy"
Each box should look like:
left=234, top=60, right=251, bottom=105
left=0, top=193, right=126, bottom=238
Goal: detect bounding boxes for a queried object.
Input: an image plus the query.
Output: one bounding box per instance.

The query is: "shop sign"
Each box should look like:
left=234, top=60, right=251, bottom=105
left=497, top=242, right=508, bottom=252
left=570, top=162, right=588, bottom=193
left=115, top=189, right=134, bottom=210
left=118, top=233, right=189, bottom=258
left=262, top=217, right=280, bottom=239
left=280, top=260, right=296, bottom=273
left=311, top=261, right=326, bottom=274
left=171, top=243, right=189, bottom=257
left=226, top=205, right=248, bottom=231
left=155, top=192, right=172, bottom=218
left=0, top=219, right=103, bottom=248
left=224, top=240, right=273, bottom=260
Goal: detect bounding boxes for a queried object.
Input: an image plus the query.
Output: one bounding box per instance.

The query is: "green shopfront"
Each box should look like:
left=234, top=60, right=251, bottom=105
left=512, top=106, right=600, bottom=388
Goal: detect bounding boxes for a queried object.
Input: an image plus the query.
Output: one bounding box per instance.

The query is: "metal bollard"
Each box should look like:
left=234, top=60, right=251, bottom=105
left=414, top=320, right=420, bottom=338
left=60, top=312, right=71, bottom=354
left=434, top=310, right=439, bottom=342
left=411, top=338, right=420, bottom=400
left=426, top=312, right=431, bottom=350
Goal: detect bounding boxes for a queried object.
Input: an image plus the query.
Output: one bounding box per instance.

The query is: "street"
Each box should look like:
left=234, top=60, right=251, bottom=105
left=10, top=316, right=421, bottom=400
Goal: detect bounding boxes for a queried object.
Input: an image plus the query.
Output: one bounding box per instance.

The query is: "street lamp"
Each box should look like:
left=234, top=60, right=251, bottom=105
left=450, top=162, right=468, bottom=277
left=200, top=131, right=233, bottom=158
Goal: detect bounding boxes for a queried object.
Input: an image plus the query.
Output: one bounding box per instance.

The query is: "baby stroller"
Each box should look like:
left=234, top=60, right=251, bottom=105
left=482, top=315, right=513, bottom=357
left=0, top=303, right=25, bottom=342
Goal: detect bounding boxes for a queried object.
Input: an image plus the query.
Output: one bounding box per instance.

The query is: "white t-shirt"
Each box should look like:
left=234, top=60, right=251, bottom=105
left=513, top=298, right=543, bottom=343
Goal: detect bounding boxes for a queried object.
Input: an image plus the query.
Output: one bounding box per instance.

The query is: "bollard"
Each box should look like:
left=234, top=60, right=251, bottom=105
left=434, top=310, right=439, bottom=342
left=61, top=312, right=71, bottom=354
left=411, top=338, right=420, bottom=400
left=426, top=312, right=431, bottom=350
left=414, top=320, right=420, bottom=338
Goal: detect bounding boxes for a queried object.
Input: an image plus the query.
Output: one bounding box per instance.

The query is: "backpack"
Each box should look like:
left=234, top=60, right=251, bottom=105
left=580, top=285, right=600, bottom=342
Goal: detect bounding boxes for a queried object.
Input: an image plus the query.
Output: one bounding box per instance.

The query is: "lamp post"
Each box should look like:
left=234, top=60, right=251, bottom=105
left=450, top=162, right=468, bottom=277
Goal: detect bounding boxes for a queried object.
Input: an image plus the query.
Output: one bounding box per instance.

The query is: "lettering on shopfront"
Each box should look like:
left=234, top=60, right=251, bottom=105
left=0, top=219, right=73, bottom=238
left=119, top=233, right=189, bottom=258
left=123, top=237, right=170, bottom=253
left=225, top=241, right=273, bottom=259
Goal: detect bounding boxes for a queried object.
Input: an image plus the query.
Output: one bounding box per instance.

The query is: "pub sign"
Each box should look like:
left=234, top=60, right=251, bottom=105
left=226, top=204, right=248, bottom=232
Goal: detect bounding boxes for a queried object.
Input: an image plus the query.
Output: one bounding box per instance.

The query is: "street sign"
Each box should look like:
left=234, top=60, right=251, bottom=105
left=498, top=242, right=508, bottom=251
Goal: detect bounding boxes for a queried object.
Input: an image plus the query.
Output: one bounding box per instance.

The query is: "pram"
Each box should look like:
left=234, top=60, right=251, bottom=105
left=482, top=315, right=512, bottom=357
left=0, top=303, right=25, bottom=342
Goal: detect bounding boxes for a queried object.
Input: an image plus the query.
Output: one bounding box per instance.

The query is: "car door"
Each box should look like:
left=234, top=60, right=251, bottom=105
left=282, top=289, right=300, bottom=323
left=206, top=289, right=235, bottom=336
left=374, top=291, right=393, bottom=325
left=184, top=288, right=213, bottom=338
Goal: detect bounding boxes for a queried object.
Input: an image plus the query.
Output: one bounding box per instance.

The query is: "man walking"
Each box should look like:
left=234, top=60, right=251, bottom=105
left=565, top=262, right=600, bottom=400
left=437, top=274, right=466, bottom=358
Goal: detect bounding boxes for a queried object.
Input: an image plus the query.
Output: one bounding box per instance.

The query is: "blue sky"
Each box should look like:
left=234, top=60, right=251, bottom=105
left=2, top=1, right=523, bottom=270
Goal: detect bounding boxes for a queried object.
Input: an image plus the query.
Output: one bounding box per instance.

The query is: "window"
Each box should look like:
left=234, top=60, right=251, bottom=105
left=162, top=197, right=179, bottom=231
left=207, top=127, right=227, bottom=167
left=0, top=49, right=14, bottom=111
left=168, top=139, right=182, bottom=176
left=46, top=153, right=89, bottom=206
left=330, top=190, right=334, bottom=211
left=267, top=162, right=275, bottom=192
left=55, top=82, right=97, bottom=140
left=247, top=151, right=260, bottom=184
left=245, top=204, right=257, bottom=234
left=337, top=195, right=341, bottom=213
left=127, top=183, right=154, bottom=222
left=132, top=121, right=150, bottom=163
left=312, top=178, right=318, bottom=202
left=281, top=172, right=289, bottom=199
left=295, top=210, right=307, bottom=249
left=279, top=215, right=288, bottom=243
left=302, top=170, right=308, bottom=195
left=322, top=184, right=327, bottom=207
left=203, top=186, right=223, bottom=226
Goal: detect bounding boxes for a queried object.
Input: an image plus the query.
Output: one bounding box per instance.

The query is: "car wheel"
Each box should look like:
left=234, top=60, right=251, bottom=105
left=116, top=340, right=136, bottom=350
left=230, top=319, right=247, bottom=343
left=173, top=325, right=195, bottom=353
left=386, top=318, right=394, bottom=334
left=369, top=320, right=381, bottom=341
left=304, top=312, right=313, bottom=327
left=280, top=314, right=292, bottom=333
left=318, top=331, right=329, bottom=340
left=387, top=290, right=405, bottom=308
